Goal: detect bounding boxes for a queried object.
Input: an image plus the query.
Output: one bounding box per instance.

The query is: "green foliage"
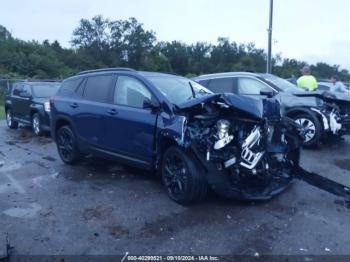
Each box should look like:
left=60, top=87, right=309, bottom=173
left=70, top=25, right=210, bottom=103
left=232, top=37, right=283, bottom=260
left=0, top=25, right=12, bottom=41
left=0, top=39, right=72, bottom=79
left=0, top=105, right=4, bottom=120
left=0, top=17, right=349, bottom=82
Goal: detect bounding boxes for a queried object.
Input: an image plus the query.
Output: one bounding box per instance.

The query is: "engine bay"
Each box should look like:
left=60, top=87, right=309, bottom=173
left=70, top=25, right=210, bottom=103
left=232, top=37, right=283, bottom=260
left=178, top=100, right=301, bottom=198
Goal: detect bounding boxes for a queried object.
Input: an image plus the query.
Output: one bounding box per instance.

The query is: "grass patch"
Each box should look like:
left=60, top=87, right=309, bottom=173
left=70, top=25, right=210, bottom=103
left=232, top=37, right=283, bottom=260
left=0, top=105, right=5, bottom=120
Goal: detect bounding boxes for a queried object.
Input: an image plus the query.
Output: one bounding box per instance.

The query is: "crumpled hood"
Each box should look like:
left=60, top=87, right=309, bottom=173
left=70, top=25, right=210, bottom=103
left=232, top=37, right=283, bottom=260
left=177, top=93, right=280, bottom=120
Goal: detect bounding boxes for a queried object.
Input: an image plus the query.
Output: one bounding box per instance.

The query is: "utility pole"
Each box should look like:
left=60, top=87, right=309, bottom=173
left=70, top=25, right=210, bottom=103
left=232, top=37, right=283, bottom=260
left=267, top=0, right=273, bottom=73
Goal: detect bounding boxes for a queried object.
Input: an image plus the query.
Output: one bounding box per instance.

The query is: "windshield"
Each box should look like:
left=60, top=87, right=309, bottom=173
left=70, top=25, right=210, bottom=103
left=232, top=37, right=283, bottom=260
left=262, top=74, right=300, bottom=92
left=146, top=76, right=212, bottom=105
left=32, top=83, right=60, bottom=98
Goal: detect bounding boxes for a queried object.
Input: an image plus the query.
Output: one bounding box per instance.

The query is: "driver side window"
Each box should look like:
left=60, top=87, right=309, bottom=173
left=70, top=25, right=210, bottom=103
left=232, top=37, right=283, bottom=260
left=13, top=84, right=23, bottom=96
left=114, top=76, right=152, bottom=109
left=237, top=77, right=270, bottom=95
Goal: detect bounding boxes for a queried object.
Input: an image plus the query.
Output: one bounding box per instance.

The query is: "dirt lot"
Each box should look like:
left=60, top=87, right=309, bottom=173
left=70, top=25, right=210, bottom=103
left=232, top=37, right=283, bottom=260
left=0, top=120, right=350, bottom=256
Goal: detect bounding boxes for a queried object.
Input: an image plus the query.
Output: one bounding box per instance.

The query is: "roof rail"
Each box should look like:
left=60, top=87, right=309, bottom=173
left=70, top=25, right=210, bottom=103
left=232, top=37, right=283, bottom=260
left=14, top=79, right=59, bottom=82
left=77, top=68, right=136, bottom=75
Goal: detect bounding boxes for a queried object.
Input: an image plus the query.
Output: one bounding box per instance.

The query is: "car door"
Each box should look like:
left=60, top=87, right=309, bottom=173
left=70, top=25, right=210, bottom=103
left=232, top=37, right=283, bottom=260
left=11, top=84, right=23, bottom=119
left=235, top=77, right=273, bottom=98
left=102, top=75, right=158, bottom=164
left=72, top=74, right=116, bottom=146
left=18, top=85, right=33, bottom=122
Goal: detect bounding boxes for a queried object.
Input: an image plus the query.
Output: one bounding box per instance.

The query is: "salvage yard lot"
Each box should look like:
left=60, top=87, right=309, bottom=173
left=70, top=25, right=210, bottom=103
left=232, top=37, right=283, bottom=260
left=0, top=120, right=350, bottom=255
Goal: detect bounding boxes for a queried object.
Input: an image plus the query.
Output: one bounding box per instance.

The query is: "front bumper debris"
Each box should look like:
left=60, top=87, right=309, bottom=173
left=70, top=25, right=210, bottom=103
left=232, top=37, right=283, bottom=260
left=295, top=166, right=350, bottom=205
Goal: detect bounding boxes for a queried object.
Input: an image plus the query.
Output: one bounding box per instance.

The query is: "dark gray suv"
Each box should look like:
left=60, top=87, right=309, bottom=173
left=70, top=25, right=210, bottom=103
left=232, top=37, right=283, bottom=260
left=4, top=81, right=60, bottom=135
left=194, top=72, right=350, bottom=147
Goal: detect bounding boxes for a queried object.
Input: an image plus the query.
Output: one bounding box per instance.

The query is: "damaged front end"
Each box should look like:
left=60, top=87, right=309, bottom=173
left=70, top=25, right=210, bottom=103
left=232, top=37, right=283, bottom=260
left=295, top=91, right=350, bottom=136
left=169, top=94, right=302, bottom=200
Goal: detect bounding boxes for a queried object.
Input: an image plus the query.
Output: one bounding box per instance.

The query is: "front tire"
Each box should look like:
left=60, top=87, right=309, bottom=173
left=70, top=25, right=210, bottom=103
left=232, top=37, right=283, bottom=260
left=161, top=146, right=207, bottom=205
left=56, top=126, right=81, bottom=165
left=293, top=113, right=322, bottom=147
left=32, top=113, right=43, bottom=136
left=6, top=109, right=18, bottom=129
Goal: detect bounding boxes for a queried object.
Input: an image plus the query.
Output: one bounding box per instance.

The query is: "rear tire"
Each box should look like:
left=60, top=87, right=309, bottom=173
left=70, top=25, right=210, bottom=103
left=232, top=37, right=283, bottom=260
left=162, top=146, right=207, bottom=205
left=32, top=113, right=43, bottom=136
left=6, top=109, right=18, bottom=129
left=56, top=125, right=81, bottom=165
left=293, top=113, right=322, bottom=147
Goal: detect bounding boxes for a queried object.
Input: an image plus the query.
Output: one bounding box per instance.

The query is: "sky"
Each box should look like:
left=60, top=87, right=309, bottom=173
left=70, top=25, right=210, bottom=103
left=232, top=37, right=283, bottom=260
left=1, top=0, right=350, bottom=69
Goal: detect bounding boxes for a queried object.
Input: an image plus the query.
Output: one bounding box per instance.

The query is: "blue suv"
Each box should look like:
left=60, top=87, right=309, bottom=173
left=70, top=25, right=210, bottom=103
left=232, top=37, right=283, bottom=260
left=51, top=68, right=302, bottom=204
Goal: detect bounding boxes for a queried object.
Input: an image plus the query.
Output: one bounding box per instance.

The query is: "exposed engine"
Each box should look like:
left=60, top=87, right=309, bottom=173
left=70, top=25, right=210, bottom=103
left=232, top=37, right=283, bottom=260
left=188, top=117, right=296, bottom=171
left=181, top=100, right=301, bottom=198
left=163, top=93, right=350, bottom=202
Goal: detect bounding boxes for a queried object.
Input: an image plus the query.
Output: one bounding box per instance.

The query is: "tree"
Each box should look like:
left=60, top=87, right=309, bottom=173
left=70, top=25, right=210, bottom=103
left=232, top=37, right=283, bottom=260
left=158, top=41, right=189, bottom=75
left=71, top=15, right=110, bottom=50
left=0, top=19, right=349, bottom=82
left=0, top=25, right=12, bottom=41
left=110, top=17, right=156, bottom=69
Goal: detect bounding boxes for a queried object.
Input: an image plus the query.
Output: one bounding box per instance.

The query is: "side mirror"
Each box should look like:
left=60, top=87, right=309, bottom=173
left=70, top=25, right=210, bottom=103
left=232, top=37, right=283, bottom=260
left=19, top=91, right=31, bottom=98
left=143, top=97, right=160, bottom=111
left=260, top=88, right=274, bottom=98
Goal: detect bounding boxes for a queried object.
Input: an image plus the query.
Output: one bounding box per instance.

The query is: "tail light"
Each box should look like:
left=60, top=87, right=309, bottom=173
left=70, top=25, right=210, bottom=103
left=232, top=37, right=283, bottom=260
left=44, top=100, right=51, bottom=112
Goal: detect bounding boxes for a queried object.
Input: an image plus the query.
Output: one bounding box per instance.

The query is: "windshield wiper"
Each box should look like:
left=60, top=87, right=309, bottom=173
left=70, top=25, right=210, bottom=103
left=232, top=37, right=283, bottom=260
left=188, top=82, right=196, bottom=98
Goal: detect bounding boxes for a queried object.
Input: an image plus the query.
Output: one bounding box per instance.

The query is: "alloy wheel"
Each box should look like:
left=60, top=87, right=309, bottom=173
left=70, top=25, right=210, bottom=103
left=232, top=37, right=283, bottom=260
left=57, top=129, right=74, bottom=162
left=6, top=110, right=12, bottom=127
left=32, top=116, right=40, bottom=135
left=163, top=152, right=188, bottom=198
left=295, top=118, right=316, bottom=143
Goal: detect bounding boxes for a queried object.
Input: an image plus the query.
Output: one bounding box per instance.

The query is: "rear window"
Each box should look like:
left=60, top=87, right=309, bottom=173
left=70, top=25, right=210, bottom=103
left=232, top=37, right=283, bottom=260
left=32, top=84, right=60, bottom=98
left=60, top=78, right=83, bottom=93
left=83, top=75, right=114, bottom=103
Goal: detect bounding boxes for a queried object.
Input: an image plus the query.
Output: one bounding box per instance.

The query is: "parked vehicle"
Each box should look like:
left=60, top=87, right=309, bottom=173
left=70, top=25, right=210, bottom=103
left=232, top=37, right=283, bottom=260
left=4, top=81, right=60, bottom=135
left=51, top=68, right=303, bottom=204
left=194, top=72, right=350, bottom=147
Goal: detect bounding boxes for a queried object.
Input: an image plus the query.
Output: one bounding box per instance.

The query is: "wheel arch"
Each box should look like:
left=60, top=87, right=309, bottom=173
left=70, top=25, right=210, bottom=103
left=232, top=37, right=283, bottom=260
left=30, top=109, right=39, bottom=119
left=155, top=135, right=179, bottom=171
left=53, top=116, right=74, bottom=140
left=285, top=107, right=315, bottom=118
left=285, top=107, right=324, bottom=130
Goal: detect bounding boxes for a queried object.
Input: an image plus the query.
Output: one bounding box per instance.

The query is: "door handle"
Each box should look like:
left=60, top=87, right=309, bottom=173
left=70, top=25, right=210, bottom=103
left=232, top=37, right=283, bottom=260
left=70, top=103, right=78, bottom=108
left=107, top=108, right=118, bottom=115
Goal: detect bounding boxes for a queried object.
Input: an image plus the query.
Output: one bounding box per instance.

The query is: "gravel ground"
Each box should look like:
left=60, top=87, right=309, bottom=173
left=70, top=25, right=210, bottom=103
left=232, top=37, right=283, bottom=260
left=0, top=121, right=349, bottom=257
